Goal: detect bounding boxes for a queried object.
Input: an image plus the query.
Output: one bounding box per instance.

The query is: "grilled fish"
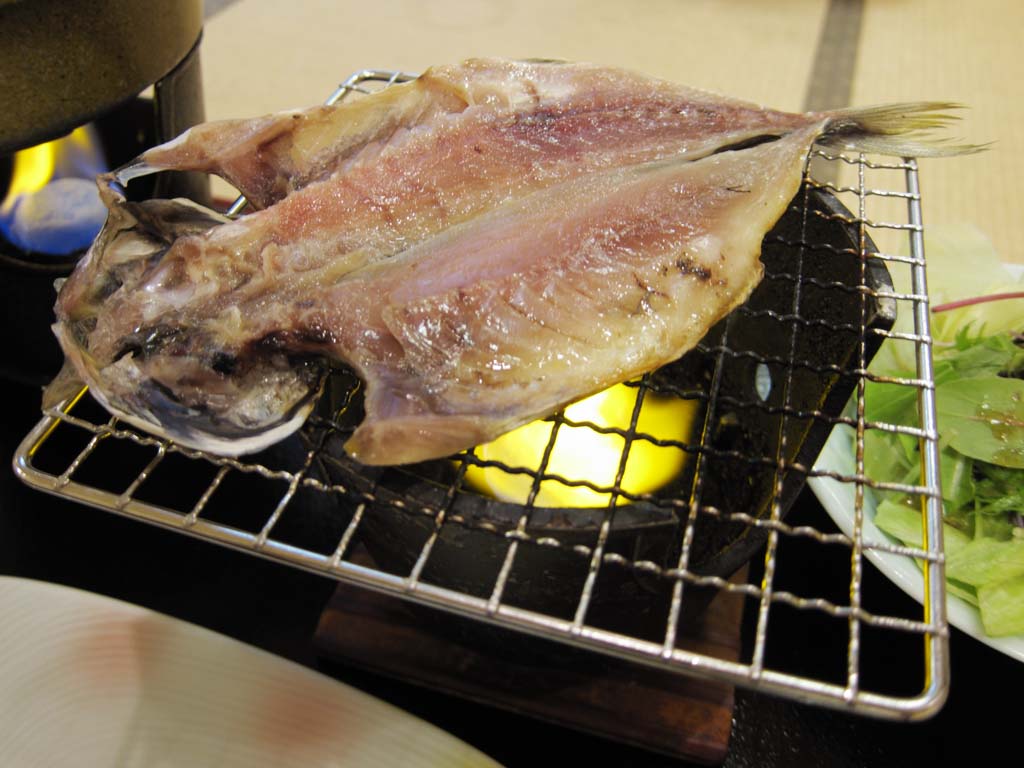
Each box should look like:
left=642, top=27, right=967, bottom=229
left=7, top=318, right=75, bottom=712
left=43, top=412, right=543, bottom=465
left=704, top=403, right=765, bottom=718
left=51, top=59, right=974, bottom=464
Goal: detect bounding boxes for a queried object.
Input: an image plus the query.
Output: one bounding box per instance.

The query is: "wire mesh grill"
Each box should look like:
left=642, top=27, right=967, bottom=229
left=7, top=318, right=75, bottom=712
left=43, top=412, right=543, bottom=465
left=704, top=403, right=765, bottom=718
left=13, top=70, right=948, bottom=719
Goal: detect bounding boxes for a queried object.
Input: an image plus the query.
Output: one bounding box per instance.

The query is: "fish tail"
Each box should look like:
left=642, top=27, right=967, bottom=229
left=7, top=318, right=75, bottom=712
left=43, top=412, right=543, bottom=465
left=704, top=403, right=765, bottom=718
left=819, top=102, right=988, bottom=157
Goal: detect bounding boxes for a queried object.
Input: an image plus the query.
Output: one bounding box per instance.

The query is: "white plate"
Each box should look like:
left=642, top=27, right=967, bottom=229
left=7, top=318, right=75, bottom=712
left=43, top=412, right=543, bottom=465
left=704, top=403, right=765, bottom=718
left=0, top=576, right=504, bottom=768
left=809, top=427, right=1024, bottom=663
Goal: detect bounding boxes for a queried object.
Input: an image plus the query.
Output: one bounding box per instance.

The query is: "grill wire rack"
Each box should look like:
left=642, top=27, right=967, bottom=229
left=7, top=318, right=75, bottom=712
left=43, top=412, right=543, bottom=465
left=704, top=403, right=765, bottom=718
left=14, top=70, right=948, bottom=720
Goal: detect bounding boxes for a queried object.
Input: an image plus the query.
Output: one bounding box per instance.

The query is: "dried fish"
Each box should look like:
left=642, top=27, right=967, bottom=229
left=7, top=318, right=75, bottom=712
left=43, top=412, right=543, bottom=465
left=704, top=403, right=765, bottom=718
left=51, top=59, right=976, bottom=463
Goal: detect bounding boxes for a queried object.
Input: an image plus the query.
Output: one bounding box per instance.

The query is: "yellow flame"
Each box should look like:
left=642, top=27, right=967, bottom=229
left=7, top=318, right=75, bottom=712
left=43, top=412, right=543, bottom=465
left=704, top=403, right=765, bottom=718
left=2, top=140, right=57, bottom=214
left=2, top=127, right=101, bottom=215
left=464, top=383, right=700, bottom=508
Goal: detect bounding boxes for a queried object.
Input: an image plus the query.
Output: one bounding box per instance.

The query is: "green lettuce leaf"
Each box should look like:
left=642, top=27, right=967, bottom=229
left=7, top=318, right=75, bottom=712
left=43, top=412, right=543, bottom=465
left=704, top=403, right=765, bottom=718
left=936, top=376, right=1024, bottom=468
left=940, top=446, right=975, bottom=511
left=975, top=463, right=1024, bottom=517
left=874, top=498, right=970, bottom=557
left=978, top=574, right=1024, bottom=637
left=948, top=331, right=1024, bottom=378
left=945, top=537, right=1024, bottom=588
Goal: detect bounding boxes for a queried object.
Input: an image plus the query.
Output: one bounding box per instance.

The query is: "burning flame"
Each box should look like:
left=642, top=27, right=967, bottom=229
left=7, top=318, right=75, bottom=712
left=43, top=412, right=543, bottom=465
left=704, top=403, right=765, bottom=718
left=2, top=140, right=57, bottom=210
left=1, top=126, right=107, bottom=255
left=464, top=383, right=700, bottom=508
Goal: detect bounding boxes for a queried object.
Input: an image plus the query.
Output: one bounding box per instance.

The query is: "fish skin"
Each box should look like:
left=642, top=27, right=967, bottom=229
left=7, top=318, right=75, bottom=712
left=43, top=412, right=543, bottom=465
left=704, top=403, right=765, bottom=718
left=51, top=59, right=973, bottom=462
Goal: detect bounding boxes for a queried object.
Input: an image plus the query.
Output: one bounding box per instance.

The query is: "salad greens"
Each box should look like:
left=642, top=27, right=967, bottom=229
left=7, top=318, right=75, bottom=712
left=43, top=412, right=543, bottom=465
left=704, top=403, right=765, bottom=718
left=864, top=224, right=1024, bottom=637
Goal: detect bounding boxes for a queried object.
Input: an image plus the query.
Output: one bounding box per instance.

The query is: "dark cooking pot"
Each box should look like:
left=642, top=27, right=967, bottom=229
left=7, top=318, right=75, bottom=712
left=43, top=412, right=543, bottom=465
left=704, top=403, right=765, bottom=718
left=311, top=185, right=896, bottom=631
left=0, top=0, right=203, bottom=154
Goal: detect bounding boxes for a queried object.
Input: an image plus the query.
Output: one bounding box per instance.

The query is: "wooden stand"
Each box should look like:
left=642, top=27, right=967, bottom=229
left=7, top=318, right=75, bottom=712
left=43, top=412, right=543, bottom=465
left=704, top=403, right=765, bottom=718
left=314, top=565, right=746, bottom=765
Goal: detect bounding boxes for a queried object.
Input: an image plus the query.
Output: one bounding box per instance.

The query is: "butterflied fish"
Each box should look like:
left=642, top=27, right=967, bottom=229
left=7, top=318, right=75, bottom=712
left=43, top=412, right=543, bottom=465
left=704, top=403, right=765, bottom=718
left=51, top=59, right=976, bottom=464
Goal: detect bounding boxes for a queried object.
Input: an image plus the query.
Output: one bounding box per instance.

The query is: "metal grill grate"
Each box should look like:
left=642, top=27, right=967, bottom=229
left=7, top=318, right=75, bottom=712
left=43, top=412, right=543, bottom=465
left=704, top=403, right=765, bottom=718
left=13, top=70, right=948, bottom=719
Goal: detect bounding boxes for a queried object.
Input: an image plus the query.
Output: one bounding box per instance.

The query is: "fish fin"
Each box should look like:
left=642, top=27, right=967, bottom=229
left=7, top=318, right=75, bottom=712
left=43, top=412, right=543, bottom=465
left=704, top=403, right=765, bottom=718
left=123, top=111, right=302, bottom=181
left=42, top=358, right=87, bottom=411
left=345, top=413, right=496, bottom=466
left=820, top=102, right=988, bottom=157
left=345, top=374, right=495, bottom=465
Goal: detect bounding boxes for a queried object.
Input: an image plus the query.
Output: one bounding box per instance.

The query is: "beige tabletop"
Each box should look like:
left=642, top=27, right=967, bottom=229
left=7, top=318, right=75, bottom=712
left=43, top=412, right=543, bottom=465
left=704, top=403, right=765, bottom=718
left=203, top=0, right=1021, bottom=266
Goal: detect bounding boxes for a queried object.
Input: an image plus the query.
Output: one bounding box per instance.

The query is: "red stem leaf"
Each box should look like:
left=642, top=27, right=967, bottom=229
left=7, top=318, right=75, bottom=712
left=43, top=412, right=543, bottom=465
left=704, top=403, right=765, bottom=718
left=931, top=291, right=1024, bottom=314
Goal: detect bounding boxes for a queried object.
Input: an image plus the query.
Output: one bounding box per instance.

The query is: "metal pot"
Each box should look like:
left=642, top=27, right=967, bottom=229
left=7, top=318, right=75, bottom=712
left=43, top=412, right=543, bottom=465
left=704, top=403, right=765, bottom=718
left=0, top=0, right=203, bottom=155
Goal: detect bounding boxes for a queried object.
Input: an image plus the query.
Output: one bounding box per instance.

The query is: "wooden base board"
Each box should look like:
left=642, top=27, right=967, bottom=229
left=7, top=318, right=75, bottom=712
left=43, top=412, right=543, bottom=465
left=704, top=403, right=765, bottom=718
left=314, top=567, right=746, bottom=765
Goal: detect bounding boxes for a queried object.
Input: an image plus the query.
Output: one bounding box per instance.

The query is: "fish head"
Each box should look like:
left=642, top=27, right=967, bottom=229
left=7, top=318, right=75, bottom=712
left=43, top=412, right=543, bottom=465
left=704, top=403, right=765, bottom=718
left=49, top=174, right=325, bottom=457
left=52, top=319, right=326, bottom=456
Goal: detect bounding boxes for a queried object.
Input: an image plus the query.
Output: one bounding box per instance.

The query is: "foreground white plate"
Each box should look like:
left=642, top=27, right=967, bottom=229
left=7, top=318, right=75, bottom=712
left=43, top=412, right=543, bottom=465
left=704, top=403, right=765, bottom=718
left=0, top=577, right=503, bottom=768
left=809, top=427, right=1024, bottom=663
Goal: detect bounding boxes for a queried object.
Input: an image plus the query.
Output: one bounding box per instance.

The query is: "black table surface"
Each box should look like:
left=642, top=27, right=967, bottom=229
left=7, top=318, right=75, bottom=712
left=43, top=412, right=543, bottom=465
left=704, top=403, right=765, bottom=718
left=1, top=376, right=1019, bottom=767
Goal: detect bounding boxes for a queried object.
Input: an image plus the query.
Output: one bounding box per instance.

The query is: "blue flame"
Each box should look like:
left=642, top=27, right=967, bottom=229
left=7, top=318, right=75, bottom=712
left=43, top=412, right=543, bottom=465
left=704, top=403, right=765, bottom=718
left=1, top=125, right=108, bottom=256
